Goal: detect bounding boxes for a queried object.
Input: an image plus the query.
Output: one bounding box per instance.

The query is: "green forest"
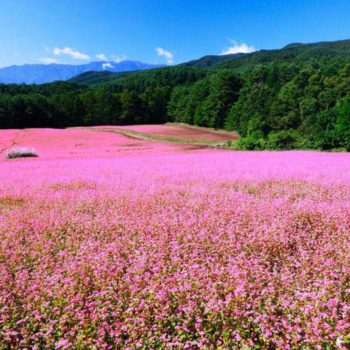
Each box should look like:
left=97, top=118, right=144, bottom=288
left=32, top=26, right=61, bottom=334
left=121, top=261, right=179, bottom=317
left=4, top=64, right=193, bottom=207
left=3, top=39, right=350, bottom=150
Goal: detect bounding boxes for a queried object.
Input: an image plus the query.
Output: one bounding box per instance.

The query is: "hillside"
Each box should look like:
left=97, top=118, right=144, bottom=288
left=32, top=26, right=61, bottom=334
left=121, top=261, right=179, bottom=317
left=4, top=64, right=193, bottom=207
left=68, top=39, right=350, bottom=86
left=180, top=53, right=245, bottom=68
left=2, top=39, right=350, bottom=150
left=217, top=39, right=350, bottom=71
left=68, top=71, right=132, bottom=85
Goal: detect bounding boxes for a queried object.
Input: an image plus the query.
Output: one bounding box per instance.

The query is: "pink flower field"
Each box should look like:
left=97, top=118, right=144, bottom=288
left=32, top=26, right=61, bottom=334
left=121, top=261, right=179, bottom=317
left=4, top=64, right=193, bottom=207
left=1, top=127, right=350, bottom=349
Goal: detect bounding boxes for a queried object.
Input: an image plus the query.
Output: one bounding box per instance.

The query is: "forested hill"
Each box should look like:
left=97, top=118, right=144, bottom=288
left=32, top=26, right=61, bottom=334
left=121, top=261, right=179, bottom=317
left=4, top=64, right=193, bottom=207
left=3, top=39, right=350, bottom=150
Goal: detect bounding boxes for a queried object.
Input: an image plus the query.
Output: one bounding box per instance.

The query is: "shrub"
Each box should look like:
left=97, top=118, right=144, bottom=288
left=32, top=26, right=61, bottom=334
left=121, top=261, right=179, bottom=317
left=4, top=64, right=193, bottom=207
left=238, top=131, right=267, bottom=150
left=5, top=147, right=38, bottom=159
left=267, top=130, right=300, bottom=150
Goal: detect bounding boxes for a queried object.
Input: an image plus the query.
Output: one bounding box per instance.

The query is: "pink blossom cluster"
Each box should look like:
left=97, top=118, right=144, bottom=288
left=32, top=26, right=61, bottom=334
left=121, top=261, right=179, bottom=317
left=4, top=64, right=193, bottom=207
left=1, top=128, right=350, bottom=349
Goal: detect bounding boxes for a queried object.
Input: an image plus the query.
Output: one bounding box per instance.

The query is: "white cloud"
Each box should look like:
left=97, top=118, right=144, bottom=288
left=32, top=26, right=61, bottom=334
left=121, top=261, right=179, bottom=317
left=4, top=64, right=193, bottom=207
left=38, top=57, right=60, bottom=64
left=96, top=54, right=127, bottom=63
left=53, top=47, right=90, bottom=60
left=96, top=53, right=108, bottom=61
left=112, top=55, right=127, bottom=63
left=156, top=47, right=174, bottom=65
left=221, top=40, right=257, bottom=55
left=102, top=62, right=113, bottom=70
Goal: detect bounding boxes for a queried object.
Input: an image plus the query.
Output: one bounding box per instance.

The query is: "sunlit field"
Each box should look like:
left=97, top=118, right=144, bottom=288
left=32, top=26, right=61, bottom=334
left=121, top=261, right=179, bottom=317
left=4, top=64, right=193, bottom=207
left=1, top=126, right=350, bottom=349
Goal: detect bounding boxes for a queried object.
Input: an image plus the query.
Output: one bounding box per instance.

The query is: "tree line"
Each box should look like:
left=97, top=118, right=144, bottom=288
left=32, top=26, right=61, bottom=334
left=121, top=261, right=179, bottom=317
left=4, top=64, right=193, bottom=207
left=0, top=67, right=207, bottom=129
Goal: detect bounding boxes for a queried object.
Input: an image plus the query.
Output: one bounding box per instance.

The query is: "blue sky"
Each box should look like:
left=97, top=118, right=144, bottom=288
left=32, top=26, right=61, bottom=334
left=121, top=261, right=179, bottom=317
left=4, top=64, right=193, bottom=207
left=1, top=0, right=350, bottom=67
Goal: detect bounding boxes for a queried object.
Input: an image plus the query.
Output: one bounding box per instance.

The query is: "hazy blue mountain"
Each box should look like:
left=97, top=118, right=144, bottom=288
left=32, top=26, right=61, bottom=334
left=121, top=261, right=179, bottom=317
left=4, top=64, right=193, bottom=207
left=0, top=61, right=165, bottom=84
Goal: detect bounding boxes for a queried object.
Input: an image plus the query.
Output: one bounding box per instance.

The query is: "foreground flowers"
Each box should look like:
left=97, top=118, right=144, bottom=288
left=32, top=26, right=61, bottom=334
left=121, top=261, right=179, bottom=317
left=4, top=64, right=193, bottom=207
left=1, top=128, right=350, bottom=349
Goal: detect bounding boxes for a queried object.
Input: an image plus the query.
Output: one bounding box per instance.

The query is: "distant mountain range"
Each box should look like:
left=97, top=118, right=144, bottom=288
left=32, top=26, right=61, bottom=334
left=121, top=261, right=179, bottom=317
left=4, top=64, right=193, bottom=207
left=0, top=61, right=165, bottom=84
left=4, top=38, right=350, bottom=85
